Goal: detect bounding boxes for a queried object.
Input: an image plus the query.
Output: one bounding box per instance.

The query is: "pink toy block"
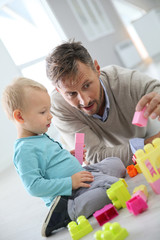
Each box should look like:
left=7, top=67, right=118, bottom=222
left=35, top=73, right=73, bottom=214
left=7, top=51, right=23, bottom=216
left=93, top=204, right=118, bottom=226
left=132, top=107, right=148, bottom=127
left=126, top=195, right=148, bottom=215
left=132, top=190, right=147, bottom=202
left=75, top=133, right=84, bottom=164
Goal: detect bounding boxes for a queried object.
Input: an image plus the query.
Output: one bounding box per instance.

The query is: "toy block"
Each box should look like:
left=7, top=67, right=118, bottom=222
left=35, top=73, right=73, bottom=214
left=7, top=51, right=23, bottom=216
left=132, top=190, right=147, bottom=202
left=106, top=179, right=131, bottom=209
left=94, top=222, right=129, bottom=240
left=135, top=138, right=160, bottom=194
left=126, top=195, right=148, bottom=215
left=135, top=164, right=142, bottom=173
left=93, top=204, right=118, bottom=226
left=133, top=184, right=148, bottom=198
left=75, top=133, right=84, bottom=164
left=67, top=215, right=93, bottom=240
left=132, top=106, right=148, bottom=127
left=126, top=164, right=138, bottom=177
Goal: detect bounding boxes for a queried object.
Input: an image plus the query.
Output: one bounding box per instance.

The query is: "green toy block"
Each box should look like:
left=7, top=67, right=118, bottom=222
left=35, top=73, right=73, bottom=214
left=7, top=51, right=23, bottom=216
left=94, top=222, right=129, bottom=240
left=106, top=179, right=131, bottom=209
left=67, top=215, right=93, bottom=240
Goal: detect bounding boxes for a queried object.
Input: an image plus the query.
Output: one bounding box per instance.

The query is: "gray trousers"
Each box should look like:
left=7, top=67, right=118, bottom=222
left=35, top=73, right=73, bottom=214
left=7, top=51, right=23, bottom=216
left=68, top=157, right=126, bottom=220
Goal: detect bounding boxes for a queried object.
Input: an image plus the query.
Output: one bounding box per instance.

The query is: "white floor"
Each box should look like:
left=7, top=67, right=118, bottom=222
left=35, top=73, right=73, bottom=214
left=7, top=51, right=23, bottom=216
left=1, top=164, right=160, bottom=240
left=1, top=59, right=160, bottom=240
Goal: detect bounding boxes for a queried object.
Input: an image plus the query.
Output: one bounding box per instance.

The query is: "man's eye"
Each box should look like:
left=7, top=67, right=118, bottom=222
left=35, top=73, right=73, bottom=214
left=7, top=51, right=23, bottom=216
left=68, top=92, right=76, bottom=97
left=84, top=83, right=90, bottom=89
left=40, top=111, right=45, bottom=114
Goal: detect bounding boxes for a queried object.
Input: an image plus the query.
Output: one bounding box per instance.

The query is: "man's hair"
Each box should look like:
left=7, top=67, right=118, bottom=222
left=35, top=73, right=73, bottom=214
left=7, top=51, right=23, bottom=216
left=2, top=77, right=47, bottom=120
left=46, top=40, right=95, bottom=86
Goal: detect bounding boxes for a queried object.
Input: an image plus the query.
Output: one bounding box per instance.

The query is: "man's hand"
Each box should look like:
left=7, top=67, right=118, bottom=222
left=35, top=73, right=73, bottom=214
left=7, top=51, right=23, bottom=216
left=136, top=92, right=160, bottom=120
left=144, top=132, right=160, bottom=145
left=71, top=171, right=94, bottom=190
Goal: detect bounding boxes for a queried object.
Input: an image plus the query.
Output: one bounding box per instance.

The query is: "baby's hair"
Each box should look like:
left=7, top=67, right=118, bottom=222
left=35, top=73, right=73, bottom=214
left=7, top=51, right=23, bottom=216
left=2, top=77, right=47, bottom=120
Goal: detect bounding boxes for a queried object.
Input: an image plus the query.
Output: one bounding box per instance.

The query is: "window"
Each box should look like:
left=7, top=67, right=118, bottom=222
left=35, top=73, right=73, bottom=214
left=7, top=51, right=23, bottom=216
left=112, top=0, right=148, bottom=59
left=0, top=0, right=66, bottom=93
left=67, top=0, right=114, bottom=41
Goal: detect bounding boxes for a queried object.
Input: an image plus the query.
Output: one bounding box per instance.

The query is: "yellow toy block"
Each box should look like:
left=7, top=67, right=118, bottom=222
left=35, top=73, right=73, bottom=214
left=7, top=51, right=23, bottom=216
left=106, top=179, right=131, bottom=209
left=135, top=138, right=160, bottom=194
left=94, top=222, right=129, bottom=240
left=133, top=184, right=148, bottom=198
left=135, top=164, right=142, bottom=173
left=67, top=215, right=93, bottom=240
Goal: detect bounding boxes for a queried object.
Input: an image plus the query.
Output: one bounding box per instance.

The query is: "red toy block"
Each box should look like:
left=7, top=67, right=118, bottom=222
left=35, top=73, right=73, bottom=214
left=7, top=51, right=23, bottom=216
left=126, top=195, right=148, bottom=215
left=127, top=164, right=138, bottom=177
left=93, top=204, right=118, bottom=226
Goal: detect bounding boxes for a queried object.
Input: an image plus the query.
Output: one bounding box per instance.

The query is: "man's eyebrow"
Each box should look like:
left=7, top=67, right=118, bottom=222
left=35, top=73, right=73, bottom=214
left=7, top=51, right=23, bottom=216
left=82, top=80, right=90, bottom=87
left=65, top=90, right=76, bottom=94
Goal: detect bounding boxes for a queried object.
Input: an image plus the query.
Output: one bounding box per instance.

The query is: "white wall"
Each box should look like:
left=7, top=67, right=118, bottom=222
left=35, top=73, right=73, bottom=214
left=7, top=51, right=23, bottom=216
left=46, top=0, right=130, bottom=68
left=0, top=40, right=21, bottom=173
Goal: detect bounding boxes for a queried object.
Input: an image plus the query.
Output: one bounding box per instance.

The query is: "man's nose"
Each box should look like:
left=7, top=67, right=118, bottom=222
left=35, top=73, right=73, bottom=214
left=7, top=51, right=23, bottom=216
left=78, top=93, right=90, bottom=106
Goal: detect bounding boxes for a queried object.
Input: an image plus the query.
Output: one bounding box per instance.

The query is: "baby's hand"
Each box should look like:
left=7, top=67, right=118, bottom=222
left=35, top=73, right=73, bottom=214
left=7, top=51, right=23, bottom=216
left=71, top=171, right=94, bottom=190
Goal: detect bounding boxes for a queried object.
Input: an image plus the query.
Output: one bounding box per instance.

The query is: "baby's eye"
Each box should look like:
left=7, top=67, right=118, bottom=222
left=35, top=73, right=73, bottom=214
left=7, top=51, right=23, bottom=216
left=40, top=111, right=45, bottom=114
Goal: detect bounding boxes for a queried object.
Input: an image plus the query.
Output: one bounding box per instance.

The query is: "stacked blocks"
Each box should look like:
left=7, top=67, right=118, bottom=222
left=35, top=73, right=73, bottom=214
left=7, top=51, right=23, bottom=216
left=132, top=106, right=148, bottom=127
left=75, top=133, right=84, bottom=164
left=135, top=138, right=160, bottom=194
left=132, top=190, right=147, bottom=202
left=94, top=222, right=129, bottom=240
left=133, top=185, right=148, bottom=199
left=67, top=215, right=93, bottom=240
left=93, top=204, right=118, bottom=226
left=106, top=179, right=131, bottom=209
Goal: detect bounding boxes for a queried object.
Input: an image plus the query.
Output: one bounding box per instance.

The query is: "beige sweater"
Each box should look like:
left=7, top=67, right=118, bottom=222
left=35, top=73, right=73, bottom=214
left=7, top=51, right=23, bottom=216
left=51, top=65, right=160, bottom=167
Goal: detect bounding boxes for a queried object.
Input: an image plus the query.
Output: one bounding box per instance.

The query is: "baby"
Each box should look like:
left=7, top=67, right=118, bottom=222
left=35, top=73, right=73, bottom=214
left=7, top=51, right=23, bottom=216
left=2, top=77, right=126, bottom=237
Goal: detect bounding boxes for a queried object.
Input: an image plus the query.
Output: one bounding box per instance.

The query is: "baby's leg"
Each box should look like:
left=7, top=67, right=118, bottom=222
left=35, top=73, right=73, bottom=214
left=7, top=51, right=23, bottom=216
left=68, top=187, right=110, bottom=221
left=85, top=157, right=126, bottom=178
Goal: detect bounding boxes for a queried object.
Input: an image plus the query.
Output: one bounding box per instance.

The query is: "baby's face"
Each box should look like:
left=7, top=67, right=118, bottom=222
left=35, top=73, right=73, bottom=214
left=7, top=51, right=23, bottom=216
left=22, top=89, right=53, bottom=136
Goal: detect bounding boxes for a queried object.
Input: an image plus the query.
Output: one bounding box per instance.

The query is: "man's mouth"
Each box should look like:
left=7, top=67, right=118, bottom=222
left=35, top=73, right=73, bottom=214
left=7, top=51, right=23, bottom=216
left=83, top=102, right=95, bottom=111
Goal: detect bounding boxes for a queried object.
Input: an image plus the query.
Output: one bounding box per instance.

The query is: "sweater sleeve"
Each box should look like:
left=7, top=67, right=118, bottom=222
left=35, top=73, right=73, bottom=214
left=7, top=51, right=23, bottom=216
left=14, top=148, right=72, bottom=198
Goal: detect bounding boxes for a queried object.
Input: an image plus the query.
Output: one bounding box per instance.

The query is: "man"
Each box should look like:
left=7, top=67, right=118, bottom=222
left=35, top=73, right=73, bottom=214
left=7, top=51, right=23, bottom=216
left=46, top=40, right=160, bottom=167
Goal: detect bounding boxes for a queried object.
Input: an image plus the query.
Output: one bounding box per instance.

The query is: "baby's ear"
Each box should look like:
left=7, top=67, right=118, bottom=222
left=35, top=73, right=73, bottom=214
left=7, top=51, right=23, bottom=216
left=13, top=109, right=24, bottom=123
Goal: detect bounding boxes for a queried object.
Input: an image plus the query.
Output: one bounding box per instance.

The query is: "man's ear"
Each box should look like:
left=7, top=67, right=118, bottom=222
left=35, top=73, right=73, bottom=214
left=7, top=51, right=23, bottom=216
left=94, top=60, right=101, bottom=76
left=13, top=109, right=24, bottom=123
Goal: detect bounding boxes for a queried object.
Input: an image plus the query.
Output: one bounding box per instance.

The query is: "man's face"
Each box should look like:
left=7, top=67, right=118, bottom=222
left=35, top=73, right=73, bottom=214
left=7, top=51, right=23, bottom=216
left=56, top=61, right=105, bottom=116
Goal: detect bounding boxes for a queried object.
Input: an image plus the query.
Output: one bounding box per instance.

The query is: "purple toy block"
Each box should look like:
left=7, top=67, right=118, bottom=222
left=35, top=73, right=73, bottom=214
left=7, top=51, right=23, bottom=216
left=126, top=195, right=148, bottom=216
left=75, top=133, right=84, bottom=164
left=132, top=107, right=148, bottom=127
left=93, top=204, right=119, bottom=226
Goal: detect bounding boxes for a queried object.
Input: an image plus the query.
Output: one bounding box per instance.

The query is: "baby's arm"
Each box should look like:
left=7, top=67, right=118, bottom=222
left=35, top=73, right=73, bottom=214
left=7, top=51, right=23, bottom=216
left=71, top=171, right=94, bottom=190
